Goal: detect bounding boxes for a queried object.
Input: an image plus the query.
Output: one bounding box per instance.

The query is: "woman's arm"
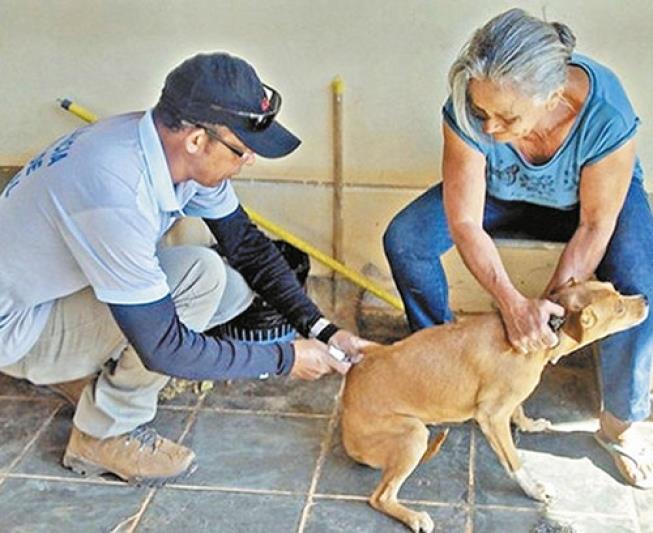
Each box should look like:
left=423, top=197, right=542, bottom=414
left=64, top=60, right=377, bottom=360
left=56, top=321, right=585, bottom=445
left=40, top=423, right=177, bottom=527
left=442, top=122, right=562, bottom=352
left=544, top=139, right=636, bottom=294
left=442, top=123, right=512, bottom=304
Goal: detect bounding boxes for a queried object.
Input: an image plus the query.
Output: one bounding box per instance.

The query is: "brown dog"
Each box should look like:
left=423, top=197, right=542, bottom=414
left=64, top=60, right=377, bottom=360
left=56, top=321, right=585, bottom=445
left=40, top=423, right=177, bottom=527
left=341, top=280, right=648, bottom=532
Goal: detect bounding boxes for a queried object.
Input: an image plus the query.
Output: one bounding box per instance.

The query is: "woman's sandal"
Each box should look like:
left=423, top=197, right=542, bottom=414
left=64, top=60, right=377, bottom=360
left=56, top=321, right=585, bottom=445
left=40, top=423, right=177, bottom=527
left=594, top=431, right=653, bottom=489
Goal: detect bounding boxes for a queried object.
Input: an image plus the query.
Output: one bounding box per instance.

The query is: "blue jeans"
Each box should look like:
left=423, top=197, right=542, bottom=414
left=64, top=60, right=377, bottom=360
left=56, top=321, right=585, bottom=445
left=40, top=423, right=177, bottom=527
left=384, top=181, right=653, bottom=422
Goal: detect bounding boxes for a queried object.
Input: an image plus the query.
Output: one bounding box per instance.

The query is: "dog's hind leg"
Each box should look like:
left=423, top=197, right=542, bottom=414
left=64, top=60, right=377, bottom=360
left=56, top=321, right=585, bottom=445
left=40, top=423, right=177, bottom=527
left=420, top=428, right=450, bottom=465
left=511, top=404, right=552, bottom=433
left=369, top=419, right=435, bottom=533
left=477, top=410, right=553, bottom=502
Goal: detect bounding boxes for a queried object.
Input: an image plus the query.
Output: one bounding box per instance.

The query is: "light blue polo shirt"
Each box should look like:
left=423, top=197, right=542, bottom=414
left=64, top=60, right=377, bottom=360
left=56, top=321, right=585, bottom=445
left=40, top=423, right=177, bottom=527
left=442, top=54, right=642, bottom=209
left=0, top=111, right=238, bottom=366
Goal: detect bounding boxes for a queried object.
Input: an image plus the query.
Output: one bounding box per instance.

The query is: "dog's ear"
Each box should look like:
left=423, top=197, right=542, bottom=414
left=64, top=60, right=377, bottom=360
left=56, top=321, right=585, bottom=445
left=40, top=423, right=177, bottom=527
left=549, top=278, right=577, bottom=298
left=549, top=286, right=591, bottom=313
left=561, top=311, right=583, bottom=343
left=561, top=307, right=597, bottom=343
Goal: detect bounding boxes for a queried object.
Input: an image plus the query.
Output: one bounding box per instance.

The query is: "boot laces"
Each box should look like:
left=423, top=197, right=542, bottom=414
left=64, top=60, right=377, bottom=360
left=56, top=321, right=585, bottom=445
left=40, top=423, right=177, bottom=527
left=126, top=426, right=160, bottom=452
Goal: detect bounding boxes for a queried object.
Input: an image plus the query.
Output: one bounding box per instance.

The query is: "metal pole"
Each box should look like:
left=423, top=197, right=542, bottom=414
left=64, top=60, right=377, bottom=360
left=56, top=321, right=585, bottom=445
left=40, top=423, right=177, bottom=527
left=331, top=76, right=345, bottom=310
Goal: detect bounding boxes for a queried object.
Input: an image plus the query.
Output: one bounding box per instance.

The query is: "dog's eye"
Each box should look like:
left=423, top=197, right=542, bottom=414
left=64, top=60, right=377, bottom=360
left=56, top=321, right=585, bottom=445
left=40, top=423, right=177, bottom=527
left=615, top=302, right=625, bottom=314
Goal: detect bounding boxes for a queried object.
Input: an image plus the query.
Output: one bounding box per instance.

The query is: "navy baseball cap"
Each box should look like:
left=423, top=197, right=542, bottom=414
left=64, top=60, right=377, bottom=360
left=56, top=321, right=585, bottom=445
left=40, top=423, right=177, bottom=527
left=159, top=53, right=301, bottom=158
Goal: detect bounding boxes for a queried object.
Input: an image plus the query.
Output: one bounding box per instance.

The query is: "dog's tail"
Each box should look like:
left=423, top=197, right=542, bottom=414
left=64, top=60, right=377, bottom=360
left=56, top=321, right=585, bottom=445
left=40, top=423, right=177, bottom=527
left=420, top=428, right=450, bottom=465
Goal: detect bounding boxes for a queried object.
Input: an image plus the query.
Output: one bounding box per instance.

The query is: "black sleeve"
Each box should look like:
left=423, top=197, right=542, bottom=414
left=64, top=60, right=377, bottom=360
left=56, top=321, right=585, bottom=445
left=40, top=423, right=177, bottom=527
left=203, top=205, right=323, bottom=337
left=108, top=295, right=295, bottom=380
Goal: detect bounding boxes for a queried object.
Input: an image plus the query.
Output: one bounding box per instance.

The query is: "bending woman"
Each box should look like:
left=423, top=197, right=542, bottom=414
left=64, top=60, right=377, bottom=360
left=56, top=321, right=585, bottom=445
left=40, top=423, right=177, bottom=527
left=384, top=8, right=652, bottom=489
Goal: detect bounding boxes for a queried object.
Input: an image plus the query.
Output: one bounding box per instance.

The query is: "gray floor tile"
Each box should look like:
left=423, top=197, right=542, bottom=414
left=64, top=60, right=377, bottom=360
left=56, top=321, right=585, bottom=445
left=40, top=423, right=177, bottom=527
left=473, top=361, right=626, bottom=511
left=204, top=373, right=342, bottom=415
left=0, top=477, right=148, bottom=533
left=0, top=400, right=58, bottom=471
left=305, top=498, right=467, bottom=533
left=317, top=423, right=470, bottom=504
left=14, top=406, right=192, bottom=479
left=12, top=404, right=76, bottom=478
left=0, top=374, right=57, bottom=400
left=474, top=426, right=634, bottom=514
left=616, top=418, right=653, bottom=533
left=474, top=507, right=637, bottom=533
left=138, top=488, right=304, bottom=533
left=150, top=407, right=196, bottom=442
left=522, top=364, right=600, bottom=425
left=183, top=410, right=327, bottom=491
left=635, top=489, right=653, bottom=533
left=158, top=384, right=202, bottom=407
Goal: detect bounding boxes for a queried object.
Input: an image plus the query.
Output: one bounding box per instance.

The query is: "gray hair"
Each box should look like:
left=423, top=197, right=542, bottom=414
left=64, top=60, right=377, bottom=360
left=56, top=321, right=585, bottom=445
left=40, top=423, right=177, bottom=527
left=448, top=8, right=576, bottom=140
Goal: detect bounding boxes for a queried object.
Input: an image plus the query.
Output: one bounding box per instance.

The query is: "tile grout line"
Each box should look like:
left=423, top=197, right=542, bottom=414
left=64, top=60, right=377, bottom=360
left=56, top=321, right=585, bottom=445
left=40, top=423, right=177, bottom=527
left=1, top=470, right=639, bottom=521
left=476, top=504, right=632, bottom=520
left=313, top=493, right=470, bottom=508
left=465, top=424, right=476, bottom=533
left=0, top=395, right=61, bottom=403
left=6, top=472, right=131, bottom=487
left=159, top=403, right=332, bottom=419
left=198, top=406, right=331, bottom=419
left=0, top=401, right=63, bottom=490
left=169, top=484, right=299, bottom=496
left=116, top=395, right=207, bottom=533
left=296, top=378, right=345, bottom=532
left=155, top=404, right=196, bottom=411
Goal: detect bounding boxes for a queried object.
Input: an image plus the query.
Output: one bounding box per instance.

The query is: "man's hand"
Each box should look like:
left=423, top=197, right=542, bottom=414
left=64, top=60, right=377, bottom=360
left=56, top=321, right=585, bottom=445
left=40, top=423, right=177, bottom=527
left=290, top=339, right=351, bottom=380
left=329, top=329, right=377, bottom=364
left=498, top=295, right=565, bottom=354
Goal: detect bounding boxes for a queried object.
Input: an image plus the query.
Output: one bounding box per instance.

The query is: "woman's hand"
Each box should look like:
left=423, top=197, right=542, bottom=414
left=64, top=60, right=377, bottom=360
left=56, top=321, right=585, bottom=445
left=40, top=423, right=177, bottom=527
left=498, top=294, right=565, bottom=353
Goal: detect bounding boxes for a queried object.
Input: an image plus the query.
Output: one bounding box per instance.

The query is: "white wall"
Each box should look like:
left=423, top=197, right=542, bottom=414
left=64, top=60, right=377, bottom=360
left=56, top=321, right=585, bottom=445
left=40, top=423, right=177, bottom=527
left=2, top=0, right=651, bottom=180
left=1, top=0, right=651, bottom=291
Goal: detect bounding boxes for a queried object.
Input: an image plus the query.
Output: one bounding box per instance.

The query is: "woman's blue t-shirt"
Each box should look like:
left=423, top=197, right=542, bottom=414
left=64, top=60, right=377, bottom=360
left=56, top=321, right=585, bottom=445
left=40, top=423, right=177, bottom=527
left=442, top=54, right=642, bottom=209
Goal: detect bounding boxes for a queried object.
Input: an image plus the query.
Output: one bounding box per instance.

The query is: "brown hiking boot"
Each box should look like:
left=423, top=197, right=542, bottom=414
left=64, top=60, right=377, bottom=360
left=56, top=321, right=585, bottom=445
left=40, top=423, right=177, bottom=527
left=62, top=425, right=197, bottom=486
left=47, top=375, right=95, bottom=406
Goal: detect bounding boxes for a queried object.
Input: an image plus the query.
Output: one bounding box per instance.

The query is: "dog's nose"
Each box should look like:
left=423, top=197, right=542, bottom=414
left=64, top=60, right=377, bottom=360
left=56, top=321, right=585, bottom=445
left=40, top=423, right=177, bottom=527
left=643, top=295, right=649, bottom=305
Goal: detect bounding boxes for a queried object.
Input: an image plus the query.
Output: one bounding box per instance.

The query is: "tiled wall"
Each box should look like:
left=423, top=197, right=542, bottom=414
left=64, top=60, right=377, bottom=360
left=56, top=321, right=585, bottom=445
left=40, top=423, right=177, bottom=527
left=232, top=178, right=561, bottom=312
left=1, top=164, right=561, bottom=313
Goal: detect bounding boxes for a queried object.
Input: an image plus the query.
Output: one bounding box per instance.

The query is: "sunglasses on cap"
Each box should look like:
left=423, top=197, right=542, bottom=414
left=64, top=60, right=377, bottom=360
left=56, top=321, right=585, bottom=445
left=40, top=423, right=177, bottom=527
left=208, top=84, right=281, bottom=132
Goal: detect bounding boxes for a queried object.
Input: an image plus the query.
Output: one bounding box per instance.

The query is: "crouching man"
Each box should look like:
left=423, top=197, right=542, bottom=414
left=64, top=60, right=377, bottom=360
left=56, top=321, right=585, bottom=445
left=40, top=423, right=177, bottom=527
left=0, top=52, right=366, bottom=485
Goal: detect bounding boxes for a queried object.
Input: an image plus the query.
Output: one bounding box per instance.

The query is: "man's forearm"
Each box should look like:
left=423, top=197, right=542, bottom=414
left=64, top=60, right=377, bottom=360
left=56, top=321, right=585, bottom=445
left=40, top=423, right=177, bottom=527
left=109, top=295, right=295, bottom=380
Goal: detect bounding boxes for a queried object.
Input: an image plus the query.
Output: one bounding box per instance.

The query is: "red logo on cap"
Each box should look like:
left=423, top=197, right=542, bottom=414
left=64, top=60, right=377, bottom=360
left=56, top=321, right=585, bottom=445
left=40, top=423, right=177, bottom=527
left=261, top=97, right=270, bottom=112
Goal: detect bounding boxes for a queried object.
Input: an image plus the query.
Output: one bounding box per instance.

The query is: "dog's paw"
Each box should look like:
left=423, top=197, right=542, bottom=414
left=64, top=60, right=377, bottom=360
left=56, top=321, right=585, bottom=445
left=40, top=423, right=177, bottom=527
left=407, top=511, right=434, bottom=533
left=530, top=480, right=556, bottom=503
left=514, top=468, right=555, bottom=502
left=519, top=417, right=553, bottom=433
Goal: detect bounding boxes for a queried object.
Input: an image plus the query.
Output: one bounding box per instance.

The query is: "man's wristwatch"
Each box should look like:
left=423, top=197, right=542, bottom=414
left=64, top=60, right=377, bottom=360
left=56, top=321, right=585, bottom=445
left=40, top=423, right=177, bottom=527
left=309, top=317, right=340, bottom=343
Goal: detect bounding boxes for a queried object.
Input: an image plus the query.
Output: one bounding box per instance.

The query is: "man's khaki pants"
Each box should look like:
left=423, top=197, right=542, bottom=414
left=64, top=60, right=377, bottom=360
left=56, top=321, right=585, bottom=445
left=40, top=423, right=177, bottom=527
left=0, top=245, right=253, bottom=439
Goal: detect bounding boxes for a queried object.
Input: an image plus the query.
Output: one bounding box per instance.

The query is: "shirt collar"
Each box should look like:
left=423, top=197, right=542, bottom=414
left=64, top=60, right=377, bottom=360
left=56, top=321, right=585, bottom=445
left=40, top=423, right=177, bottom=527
left=138, top=110, right=182, bottom=213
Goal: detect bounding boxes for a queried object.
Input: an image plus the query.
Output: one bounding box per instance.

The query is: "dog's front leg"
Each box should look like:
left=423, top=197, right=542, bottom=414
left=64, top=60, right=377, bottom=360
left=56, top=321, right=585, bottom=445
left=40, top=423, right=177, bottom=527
left=511, top=404, right=553, bottom=433
left=477, top=410, right=554, bottom=502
